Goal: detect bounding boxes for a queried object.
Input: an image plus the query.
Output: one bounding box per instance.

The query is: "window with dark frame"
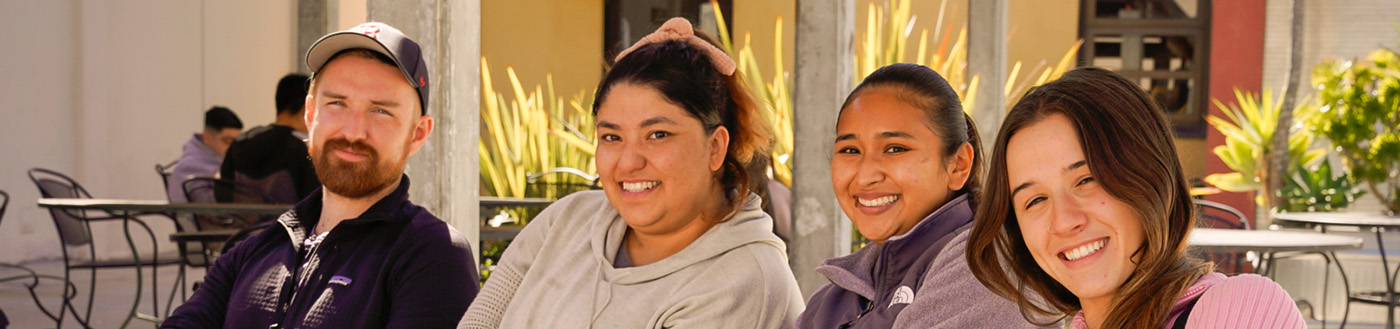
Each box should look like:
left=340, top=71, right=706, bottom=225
left=1081, top=0, right=1211, bottom=136
left=604, top=0, right=734, bottom=65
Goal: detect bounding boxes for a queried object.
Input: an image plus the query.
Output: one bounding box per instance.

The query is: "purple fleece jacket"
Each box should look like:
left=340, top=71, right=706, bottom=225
left=161, top=175, right=479, bottom=329
left=794, top=194, right=1048, bottom=329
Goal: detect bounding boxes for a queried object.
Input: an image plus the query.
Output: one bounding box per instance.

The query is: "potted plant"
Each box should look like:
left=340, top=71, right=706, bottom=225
left=1204, top=88, right=1327, bottom=227
left=1310, top=48, right=1400, bottom=214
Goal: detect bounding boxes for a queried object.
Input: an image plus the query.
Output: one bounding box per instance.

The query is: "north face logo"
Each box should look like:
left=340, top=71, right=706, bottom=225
left=889, top=285, right=914, bottom=308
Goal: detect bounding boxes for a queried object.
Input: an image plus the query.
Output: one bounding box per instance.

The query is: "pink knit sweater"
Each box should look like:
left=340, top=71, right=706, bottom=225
left=1070, top=273, right=1305, bottom=329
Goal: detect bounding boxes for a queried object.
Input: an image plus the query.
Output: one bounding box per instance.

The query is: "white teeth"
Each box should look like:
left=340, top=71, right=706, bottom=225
left=621, top=181, right=659, bottom=193
left=857, top=195, right=899, bottom=207
left=1063, top=239, right=1106, bottom=261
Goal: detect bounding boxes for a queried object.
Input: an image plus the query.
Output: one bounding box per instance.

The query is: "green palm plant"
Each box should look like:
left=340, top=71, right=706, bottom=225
left=478, top=57, right=597, bottom=199
left=708, top=0, right=1083, bottom=190
left=1277, top=160, right=1366, bottom=213
left=854, top=0, right=1083, bottom=112
left=710, top=2, right=794, bottom=186
left=1203, top=88, right=1327, bottom=215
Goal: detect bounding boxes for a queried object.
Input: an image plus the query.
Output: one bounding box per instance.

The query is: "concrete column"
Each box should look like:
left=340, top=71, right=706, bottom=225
left=792, top=0, right=854, bottom=297
left=297, top=0, right=329, bottom=74
left=443, top=0, right=482, bottom=263
left=367, top=0, right=482, bottom=261
left=968, top=0, right=1008, bottom=146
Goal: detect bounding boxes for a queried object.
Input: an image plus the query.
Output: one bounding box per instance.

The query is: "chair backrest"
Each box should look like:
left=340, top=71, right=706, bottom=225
left=184, top=177, right=276, bottom=204
left=1195, top=199, right=1251, bottom=230
left=28, top=168, right=94, bottom=246
left=183, top=177, right=221, bottom=205
left=156, top=160, right=179, bottom=201
left=184, top=176, right=276, bottom=228
left=231, top=171, right=301, bottom=204
left=0, top=190, right=9, bottom=227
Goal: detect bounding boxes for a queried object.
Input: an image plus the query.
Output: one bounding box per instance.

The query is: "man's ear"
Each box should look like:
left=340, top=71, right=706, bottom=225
left=406, top=115, right=434, bottom=157
left=709, top=126, right=730, bottom=172
left=303, top=94, right=317, bottom=128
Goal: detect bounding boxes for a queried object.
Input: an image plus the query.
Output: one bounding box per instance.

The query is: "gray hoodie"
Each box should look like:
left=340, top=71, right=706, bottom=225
left=167, top=133, right=222, bottom=202
left=460, top=191, right=805, bottom=329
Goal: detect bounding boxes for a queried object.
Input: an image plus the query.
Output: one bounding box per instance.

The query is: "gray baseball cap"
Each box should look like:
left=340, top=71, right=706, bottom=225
left=306, top=22, right=429, bottom=115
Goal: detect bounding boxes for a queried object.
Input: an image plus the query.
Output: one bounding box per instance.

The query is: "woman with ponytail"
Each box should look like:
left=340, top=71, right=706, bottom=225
left=459, top=18, right=803, bottom=329
left=965, top=67, right=1304, bottom=328
left=794, top=63, right=1045, bottom=328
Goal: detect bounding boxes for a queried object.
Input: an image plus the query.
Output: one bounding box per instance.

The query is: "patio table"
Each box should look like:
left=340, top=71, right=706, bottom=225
left=37, top=198, right=289, bottom=328
left=1189, top=228, right=1362, bottom=328
left=1275, top=211, right=1400, bottom=328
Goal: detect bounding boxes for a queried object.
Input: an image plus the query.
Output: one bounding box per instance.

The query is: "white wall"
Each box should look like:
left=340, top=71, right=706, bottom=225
left=0, top=0, right=296, bottom=263
left=0, top=0, right=79, bottom=262
left=1262, top=0, right=1400, bottom=213
left=1263, top=0, right=1400, bottom=94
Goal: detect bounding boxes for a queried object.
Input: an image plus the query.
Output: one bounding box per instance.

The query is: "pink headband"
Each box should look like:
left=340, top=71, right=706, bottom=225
left=614, top=17, right=737, bottom=76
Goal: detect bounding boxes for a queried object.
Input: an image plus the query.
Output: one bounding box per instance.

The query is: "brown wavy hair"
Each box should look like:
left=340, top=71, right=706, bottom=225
left=592, top=31, right=774, bottom=208
left=965, top=67, right=1214, bottom=328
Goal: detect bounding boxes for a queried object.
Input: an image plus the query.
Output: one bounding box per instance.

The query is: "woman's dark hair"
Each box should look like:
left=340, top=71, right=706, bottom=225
left=839, top=63, right=982, bottom=206
left=965, top=67, right=1213, bottom=328
left=592, top=31, right=774, bottom=207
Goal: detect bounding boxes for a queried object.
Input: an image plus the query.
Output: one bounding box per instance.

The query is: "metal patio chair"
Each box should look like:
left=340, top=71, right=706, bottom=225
left=29, top=168, right=182, bottom=328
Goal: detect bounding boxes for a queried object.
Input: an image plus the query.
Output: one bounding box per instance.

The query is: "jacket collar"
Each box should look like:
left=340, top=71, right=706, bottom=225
left=278, top=174, right=414, bottom=249
left=814, top=193, right=974, bottom=299
left=880, top=193, right=973, bottom=263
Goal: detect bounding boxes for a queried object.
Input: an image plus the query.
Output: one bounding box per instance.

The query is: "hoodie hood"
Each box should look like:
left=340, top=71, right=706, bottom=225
left=178, top=133, right=223, bottom=173
left=592, top=193, right=783, bottom=285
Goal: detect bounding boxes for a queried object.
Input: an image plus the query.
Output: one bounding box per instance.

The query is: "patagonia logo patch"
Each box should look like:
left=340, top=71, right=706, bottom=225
left=889, top=285, right=914, bottom=308
left=329, top=275, right=353, bottom=286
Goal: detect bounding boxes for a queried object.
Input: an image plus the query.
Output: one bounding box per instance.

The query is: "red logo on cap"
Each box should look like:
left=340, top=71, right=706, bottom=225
left=419, top=76, right=426, bottom=87
left=351, top=24, right=382, bottom=39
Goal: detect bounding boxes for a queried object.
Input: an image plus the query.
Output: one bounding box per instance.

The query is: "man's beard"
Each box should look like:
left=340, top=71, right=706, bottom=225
left=310, top=137, right=405, bottom=198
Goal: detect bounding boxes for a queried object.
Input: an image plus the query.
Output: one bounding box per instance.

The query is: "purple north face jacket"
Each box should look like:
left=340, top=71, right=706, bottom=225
left=794, top=194, right=1048, bottom=329
left=162, top=175, right=479, bottom=329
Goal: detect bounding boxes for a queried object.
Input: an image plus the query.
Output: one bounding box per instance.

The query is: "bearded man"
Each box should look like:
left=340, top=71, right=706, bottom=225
left=163, top=22, right=479, bottom=329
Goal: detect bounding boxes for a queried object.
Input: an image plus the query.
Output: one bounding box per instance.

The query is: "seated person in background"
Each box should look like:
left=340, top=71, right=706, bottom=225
left=218, top=73, right=319, bottom=204
left=162, top=22, right=479, bottom=329
left=966, top=67, right=1305, bottom=329
left=167, top=106, right=242, bottom=203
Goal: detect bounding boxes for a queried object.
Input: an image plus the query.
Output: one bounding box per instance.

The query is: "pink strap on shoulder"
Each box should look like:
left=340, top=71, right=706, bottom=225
left=614, top=17, right=737, bottom=76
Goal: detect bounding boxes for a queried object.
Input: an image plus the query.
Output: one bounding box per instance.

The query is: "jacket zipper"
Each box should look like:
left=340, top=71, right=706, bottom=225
left=839, top=246, right=889, bottom=328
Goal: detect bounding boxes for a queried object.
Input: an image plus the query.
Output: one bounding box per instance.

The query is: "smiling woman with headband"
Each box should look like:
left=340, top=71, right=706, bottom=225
left=458, top=18, right=804, bottom=329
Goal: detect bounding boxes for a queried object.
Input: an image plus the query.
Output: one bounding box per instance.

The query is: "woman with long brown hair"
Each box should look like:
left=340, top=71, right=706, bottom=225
left=966, top=67, right=1304, bottom=328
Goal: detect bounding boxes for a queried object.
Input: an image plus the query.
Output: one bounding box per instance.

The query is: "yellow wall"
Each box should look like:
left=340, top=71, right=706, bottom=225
left=481, top=0, right=604, bottom=106
left=845, top=0, right=1080, bottom=85
left=479, top=0, right=1080, bottom=112
left=1007, top=0, right=1080, bottom=85
left=732, top=0, right=796, bottom=82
